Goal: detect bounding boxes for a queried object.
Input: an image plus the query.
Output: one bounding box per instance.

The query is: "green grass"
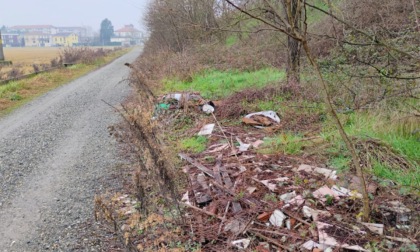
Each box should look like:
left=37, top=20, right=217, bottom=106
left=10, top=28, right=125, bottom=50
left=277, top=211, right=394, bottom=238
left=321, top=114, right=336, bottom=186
left=0, top=81, right=25, bottom=98
left=163, top=68, right=285, bottom=99
left=180, top=136, right=208, bottom=153
left=259, top=132, right=305, bottom=155
left=324, top=112, right=419, bottom=187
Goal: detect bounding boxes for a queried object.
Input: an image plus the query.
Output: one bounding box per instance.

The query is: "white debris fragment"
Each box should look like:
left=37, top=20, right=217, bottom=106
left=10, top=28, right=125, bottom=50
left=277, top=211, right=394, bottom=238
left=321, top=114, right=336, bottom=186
left=317, top=222, right=368, bottom=251
left=236, top=137, right=251, bottom=152
left=313, top=185, right=339, bottom=200
left=269, top=210, right=287, bottom=227
left=197, top=123, right=215, bottom=136
left=301, top=240, right=320, bottom=250
left=232, top=239, right=251, bottom=250
left=297, top=164, right=313, bottom=173
left=332, top=185, right=362, bottom=199
left=314, top=167, right=338, bottom=180
left=279, top=191, right=297, bottom=203
left=361, top=223, right=384, bottom=235
left=303, top=206, right=313, bottom=218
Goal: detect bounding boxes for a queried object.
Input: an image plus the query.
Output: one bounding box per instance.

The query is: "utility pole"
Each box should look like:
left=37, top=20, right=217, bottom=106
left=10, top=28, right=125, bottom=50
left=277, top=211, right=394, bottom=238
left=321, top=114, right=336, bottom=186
left=0, top=30, right=5, bottom=61
left=0, top=30, right=12, bottom=65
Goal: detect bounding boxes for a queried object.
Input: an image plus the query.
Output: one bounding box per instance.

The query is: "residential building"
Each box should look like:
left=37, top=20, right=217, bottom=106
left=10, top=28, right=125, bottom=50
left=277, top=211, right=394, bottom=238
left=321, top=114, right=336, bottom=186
left=52, top=33, right=79, bottom=47
left=1, top=33, right=24, bottom=47
left=9, top=25, right=58, bottom=35
left=24, top=33, right=52, bottom=47
left=113, top=24, right=142, bottom=45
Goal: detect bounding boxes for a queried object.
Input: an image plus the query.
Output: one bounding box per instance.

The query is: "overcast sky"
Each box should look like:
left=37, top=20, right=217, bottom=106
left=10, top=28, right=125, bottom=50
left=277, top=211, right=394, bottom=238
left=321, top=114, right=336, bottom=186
left=1, top=0, right=151, bottom=32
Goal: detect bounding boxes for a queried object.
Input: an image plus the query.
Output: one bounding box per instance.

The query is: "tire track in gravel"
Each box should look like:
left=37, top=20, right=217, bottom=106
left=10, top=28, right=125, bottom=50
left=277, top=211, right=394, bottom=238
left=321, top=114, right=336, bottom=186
left=0, top=48, right=141, bottom=251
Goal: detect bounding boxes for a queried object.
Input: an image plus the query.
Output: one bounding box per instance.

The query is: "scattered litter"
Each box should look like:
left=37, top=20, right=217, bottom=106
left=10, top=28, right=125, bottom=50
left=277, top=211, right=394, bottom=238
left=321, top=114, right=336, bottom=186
left=246, top=187, right=257, bottom=194
left=198, top=123, right=215, bottom=136
left=302, top=206, right=331, bottom=221
left=302, top=206, right=313, bottom=218
left=313, top=167, right=337, bottom=180
left=205, top=143, right=229, bottom=153
left=296, top=165, right=338, bottom=180
left=232, top=239, right=251, bottom=250
left=202, top=103, right=215, bottom=114
left=254, top=177, right=289, bottom=191
left=243, top=110, right=280, bottom=129
left=297, top=164, right=313, bottom=173
left=317, top=222, right=368, bottom=251
left=181, top=191, right=191, bottom=205
left=331, top=185, right=362, bottom=199
left=236, top=137, right=251, bottom=152
left=313, top=185, right=339, bottom=201
left=301, top=240, right=320, bottom=250
left=361, top=222, right=384, bottom=235
left=257, top=212, right=271, bottom=222
left=269, top=210, right=286, bottom=227
left=379, top=201, right=412, bottom=228
left=288, top=195, right=305, bottom=206
left=252, top=140, right=265, bottom=149
left=279, top=191, right=297, bottom=203
left=224, top=219, right=246, bottom=235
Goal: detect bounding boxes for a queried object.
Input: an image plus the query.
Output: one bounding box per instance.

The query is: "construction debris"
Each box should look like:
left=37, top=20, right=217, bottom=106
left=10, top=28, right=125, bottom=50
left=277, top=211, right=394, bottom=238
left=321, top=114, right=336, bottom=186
left=198, top=123, right=215, bottom=136
left=242, top=110, right=280, bottom=129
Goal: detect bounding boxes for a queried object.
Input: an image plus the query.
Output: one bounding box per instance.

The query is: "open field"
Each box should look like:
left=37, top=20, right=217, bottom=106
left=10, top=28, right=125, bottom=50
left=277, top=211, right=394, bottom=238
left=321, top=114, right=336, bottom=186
left=3, top=47, right=61, bottom=65
left=1, top=47, right=61, bottom=78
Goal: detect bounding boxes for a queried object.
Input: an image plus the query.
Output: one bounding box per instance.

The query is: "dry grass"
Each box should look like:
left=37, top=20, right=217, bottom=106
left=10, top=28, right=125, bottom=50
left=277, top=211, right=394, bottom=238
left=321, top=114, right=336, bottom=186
left=0, top=48, right=128, bottom=116
left=1, top=47, right=60, bottom=77
left=3, top=47, right=60, bottom=65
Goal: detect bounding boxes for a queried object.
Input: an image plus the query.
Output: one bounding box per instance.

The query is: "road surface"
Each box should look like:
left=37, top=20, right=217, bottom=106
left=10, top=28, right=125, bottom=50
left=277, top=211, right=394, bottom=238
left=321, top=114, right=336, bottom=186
left=0, top=48, right=140, bottom=251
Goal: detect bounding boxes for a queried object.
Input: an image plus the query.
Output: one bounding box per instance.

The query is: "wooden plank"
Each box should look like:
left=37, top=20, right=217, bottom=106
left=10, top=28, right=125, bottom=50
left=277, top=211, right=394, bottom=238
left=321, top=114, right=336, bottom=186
left=179, top=153, right=214, bottom=177
left=213, top=154, right=223, bottom=184
left=219, top=165, right=242, bottom=213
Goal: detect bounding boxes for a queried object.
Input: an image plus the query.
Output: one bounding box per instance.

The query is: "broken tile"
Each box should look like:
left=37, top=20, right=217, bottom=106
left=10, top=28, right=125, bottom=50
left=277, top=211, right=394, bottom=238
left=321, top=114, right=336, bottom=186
left=257, top=212, right=271, bottom=222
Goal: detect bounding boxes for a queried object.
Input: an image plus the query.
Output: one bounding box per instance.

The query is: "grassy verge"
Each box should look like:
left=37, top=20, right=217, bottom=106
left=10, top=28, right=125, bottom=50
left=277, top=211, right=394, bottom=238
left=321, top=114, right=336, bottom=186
left=163, top=68, right=285, bottom=99
left=164, top=67, right=419, bottom=190
left=0, top=48, right=130, bottom=117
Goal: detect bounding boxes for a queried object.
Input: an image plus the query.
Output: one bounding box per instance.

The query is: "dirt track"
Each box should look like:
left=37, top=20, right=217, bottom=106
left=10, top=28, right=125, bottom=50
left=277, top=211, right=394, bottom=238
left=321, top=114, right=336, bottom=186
left=0, top=48, right=141, bottom=251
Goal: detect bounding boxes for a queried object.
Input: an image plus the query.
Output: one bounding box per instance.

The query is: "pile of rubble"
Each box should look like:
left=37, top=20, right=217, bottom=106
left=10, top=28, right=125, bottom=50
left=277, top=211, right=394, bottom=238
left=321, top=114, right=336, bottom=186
left=178, top=123, right=417, bottom=251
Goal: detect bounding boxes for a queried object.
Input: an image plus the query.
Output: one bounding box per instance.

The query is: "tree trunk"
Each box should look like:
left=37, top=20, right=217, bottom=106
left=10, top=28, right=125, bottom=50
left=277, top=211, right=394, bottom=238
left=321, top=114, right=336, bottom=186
left=287, top=35, right=301, bottom=84
left=284, top=0, right=301, bottom=85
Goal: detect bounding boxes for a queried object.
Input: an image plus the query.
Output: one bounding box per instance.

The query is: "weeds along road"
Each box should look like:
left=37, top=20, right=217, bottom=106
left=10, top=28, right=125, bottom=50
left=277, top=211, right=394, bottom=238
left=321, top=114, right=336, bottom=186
left=0, top=48, right=141, bottom=251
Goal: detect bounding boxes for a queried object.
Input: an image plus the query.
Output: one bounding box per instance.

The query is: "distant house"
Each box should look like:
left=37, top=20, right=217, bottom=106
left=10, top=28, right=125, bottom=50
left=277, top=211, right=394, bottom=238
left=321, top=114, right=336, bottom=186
left=52, top=33, right=79, bottom=47
left=9, top=25, right=58, bottom=35
left=1, top=33, right=24, bottom=47
left=112, top=24, right=142, bottom=46
left=24, top=33, right=52, bottom=47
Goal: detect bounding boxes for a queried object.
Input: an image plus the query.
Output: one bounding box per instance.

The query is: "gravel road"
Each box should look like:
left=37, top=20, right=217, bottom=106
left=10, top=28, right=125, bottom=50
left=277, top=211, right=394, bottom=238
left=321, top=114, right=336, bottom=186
left=0, top=48, right=141, bottom=251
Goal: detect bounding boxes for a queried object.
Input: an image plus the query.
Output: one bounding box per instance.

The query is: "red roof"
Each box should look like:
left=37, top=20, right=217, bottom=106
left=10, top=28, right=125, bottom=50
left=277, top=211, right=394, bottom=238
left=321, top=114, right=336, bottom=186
left=10, top=25, right=55, bottom=29
left=115, top=25, right=140, bottom=33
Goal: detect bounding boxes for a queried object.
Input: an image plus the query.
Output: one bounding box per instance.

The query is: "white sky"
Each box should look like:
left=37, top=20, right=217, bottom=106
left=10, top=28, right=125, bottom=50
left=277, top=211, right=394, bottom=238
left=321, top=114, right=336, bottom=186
left=0, top=0, right=151, bottom=32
